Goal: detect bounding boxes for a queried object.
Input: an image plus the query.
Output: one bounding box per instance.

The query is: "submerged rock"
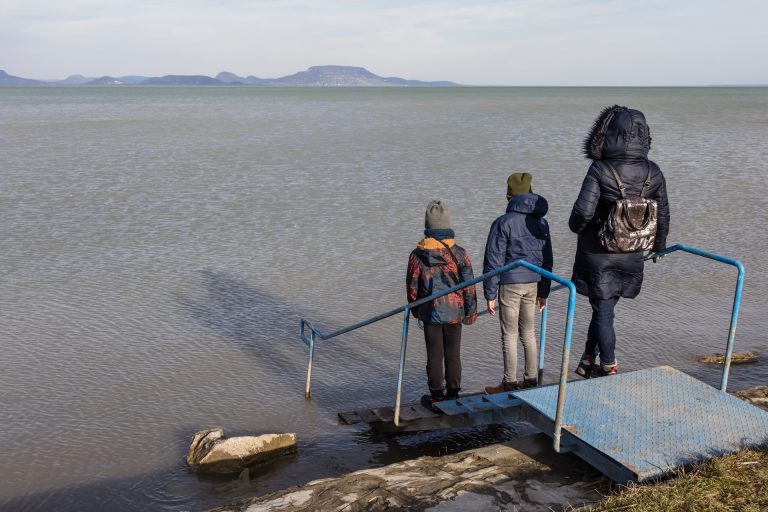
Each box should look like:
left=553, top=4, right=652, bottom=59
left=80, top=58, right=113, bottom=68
left=697, top=352, right=758, bottom=365
left=187, top=428, right=297, bottom=474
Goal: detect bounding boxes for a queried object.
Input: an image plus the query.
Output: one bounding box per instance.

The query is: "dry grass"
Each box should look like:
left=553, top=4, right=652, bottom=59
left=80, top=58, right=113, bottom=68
left=590, top=447, right=768, bottom=512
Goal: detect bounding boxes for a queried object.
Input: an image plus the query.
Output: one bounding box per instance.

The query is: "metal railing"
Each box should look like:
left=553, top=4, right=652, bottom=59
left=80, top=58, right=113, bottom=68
left=300, top=260, right=578, bottom=443
left=299, top=243, right=745, bottom=453
left=642, top=243, right=746, bottom=392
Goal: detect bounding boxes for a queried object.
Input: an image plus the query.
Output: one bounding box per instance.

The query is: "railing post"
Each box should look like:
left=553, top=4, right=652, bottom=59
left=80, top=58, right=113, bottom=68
left=553, top=282, right=577, bottom=452
left=394, top=308, right=411, bottom=427
left=538, top=305, right=548, bottom=384
left=648, top=245, right=746, bottom=393
left=720, top=261, right=746, bottom=392
left=305, top=330, right=315, bottom=400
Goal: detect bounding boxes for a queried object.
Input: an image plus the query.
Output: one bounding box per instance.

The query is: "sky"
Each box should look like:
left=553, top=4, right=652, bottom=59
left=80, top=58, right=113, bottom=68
left=1, top=0, right=767, bottom=85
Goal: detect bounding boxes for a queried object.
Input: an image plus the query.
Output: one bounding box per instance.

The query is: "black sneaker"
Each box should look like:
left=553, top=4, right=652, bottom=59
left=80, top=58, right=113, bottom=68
left=575, top=355, right=596, bottom=379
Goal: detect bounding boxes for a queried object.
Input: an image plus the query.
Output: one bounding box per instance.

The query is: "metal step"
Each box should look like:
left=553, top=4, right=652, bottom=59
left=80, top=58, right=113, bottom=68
left=338, top=392, right=524, bottom=432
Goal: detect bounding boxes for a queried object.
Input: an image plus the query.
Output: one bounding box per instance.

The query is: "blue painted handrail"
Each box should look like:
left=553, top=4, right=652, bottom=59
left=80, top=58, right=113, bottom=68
left=299, top=242, right=745, bottom=454
left=643, top=244, right=745, bottom=392
left=300, top=259, right=577, bottom=443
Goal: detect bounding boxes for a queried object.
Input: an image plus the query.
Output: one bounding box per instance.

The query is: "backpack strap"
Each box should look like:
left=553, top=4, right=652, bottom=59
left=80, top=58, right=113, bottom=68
left=436, top=239, right=464, bottom=284
left=605, top=161, right=652, bottom=198
left=604, top=161, right=627, bottom=199
left=639, top=161, right=652, bottom=198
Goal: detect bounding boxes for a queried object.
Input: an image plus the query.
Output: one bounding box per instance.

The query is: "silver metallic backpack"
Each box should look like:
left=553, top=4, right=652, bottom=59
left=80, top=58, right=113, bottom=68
left=598, top=162, right=658, bottom=253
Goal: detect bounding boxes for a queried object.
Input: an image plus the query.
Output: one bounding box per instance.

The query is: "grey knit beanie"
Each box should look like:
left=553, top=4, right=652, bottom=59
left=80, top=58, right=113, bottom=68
left=424, top=200, right=452, bottom=230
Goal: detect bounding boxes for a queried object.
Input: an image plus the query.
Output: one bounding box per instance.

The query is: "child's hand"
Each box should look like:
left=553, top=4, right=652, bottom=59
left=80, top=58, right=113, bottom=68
left=536, top=297, right=547, bottom=312
left=486, top=300, right=496, bottom=316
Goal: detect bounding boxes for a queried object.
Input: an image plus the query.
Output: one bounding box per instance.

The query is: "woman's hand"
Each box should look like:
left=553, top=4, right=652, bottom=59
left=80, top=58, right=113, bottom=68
left=536, top=297, right=547, bottom=312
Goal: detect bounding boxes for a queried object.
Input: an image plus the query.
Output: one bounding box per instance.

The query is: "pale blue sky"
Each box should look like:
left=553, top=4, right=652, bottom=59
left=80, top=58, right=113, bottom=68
left=2, top=0, right=766, bottom=85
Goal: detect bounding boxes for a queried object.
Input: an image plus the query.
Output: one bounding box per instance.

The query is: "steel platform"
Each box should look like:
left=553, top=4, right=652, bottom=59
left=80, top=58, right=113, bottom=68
left=513, top=365, right=768, bottom=483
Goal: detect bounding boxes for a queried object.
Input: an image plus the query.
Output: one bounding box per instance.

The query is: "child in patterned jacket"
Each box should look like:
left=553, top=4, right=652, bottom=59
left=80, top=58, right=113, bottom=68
left=407, top=200, right=477, bottom=411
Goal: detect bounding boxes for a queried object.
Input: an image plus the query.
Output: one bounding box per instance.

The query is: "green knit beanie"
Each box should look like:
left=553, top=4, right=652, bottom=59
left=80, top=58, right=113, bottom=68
left=507, top=172, right=533, bottom=200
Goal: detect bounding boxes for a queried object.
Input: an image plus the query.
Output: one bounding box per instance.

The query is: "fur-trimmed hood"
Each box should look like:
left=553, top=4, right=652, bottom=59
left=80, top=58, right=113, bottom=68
left=583, top=105, right=652, bottom=162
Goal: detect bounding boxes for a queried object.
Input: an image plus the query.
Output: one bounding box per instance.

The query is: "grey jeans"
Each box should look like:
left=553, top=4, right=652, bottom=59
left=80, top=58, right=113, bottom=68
left=498, top=283, right=538, bottom=382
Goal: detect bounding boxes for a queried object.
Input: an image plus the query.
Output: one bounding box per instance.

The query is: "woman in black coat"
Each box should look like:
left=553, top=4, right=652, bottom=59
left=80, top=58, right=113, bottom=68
left=568, top=105, right=670, bottom=377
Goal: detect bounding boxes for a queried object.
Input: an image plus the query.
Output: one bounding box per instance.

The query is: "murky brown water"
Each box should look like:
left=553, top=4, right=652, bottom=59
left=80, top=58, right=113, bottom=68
left=0, top=86, right=766, bottom=511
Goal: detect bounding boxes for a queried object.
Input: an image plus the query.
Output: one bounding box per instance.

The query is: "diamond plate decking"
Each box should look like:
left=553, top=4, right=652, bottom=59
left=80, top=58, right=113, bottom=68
left=513, top=365, right=768, bottom=482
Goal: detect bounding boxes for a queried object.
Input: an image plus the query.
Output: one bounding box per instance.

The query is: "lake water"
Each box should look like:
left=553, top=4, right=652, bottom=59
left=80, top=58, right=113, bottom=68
left=1, top=86, right=766, bottom=511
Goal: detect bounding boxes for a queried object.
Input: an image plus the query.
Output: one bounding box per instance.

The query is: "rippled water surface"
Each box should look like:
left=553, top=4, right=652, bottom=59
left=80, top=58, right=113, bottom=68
left=1, top=87, right=766, bottom=511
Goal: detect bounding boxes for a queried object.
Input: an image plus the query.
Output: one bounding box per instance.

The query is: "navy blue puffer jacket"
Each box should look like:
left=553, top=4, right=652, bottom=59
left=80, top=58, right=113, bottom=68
left=483, top=193, right=553, bottom=301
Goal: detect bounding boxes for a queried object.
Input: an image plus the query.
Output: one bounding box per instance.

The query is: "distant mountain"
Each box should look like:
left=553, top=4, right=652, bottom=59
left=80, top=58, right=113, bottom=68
left=215, top=71, right=266, bottom=85
left=263, top=66, right=458, bottom=87
left=215, top=71, right=241, bottom=83
left=44, top=74, right=147, bottom=85
left=0, top=66, right=460, bottom=87
left=58, top=74, right=95, bottom=85
left=0, top=70, right=42, bottom=86
left=118, top=75, right=150, bottom=84
left=87, top=76, right=127, bottom=85
left=140, top=75, right=226, bottom=85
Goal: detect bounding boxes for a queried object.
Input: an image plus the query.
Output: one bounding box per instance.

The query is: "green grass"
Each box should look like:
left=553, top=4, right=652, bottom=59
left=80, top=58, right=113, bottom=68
left=590, top=447, right=768, bottom=512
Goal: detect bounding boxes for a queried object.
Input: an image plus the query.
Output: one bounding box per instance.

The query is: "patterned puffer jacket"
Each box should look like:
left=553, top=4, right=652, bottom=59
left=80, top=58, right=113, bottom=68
left=406, top=238, right=478, bottom=325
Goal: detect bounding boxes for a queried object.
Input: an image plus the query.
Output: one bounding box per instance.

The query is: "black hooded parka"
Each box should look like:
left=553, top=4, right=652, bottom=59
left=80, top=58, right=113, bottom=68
left=568, top=106, right=670, bottom=299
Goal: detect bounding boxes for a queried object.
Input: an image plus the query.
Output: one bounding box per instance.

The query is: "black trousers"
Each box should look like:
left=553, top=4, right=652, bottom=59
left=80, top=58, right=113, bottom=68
left=424, top=323, right=462, bottom=393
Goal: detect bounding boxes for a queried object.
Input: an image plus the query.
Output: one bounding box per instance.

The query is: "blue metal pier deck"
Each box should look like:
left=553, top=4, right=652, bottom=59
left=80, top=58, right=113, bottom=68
left=510, top=365, right=768, bottom=483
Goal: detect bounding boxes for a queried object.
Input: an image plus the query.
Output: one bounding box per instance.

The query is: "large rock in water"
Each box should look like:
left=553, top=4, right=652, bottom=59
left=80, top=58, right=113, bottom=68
left=187, top=428, right=296, bottom=474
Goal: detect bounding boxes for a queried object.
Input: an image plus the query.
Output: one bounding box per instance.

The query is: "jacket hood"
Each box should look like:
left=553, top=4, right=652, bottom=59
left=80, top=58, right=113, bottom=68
left=415, top=238, right=455, bottom=267
left=506, top=193, right=548, bottom=217
left=583, top=105, right=652, bottom=161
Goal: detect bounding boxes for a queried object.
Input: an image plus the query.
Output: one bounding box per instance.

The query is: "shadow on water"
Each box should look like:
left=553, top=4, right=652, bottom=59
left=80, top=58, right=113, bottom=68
left=176, top=268, right=303, bottom=378
left=175, top=268, right=396, bottom=394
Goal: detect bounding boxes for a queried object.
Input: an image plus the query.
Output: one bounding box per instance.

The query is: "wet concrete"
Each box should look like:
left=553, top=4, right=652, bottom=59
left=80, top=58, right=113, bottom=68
left=205, top=433, right=607, bottom=512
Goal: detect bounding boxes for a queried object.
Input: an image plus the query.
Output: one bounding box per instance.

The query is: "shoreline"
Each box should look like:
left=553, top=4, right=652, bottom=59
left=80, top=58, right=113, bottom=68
left=203, top=385, right=768, bottom=512
left=205, top=433, right=606, bottom=512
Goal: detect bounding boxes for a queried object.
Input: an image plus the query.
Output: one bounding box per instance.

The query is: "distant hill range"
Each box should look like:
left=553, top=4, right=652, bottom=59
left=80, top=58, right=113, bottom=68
left=0, top=66, right=460, bottom=87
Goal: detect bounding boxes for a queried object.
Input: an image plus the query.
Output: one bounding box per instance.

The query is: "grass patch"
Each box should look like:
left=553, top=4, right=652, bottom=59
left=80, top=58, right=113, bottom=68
left=590, top=447, right=768, bottom=512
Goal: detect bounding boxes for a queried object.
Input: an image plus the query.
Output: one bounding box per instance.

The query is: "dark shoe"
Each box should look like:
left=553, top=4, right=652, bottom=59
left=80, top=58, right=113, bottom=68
left=421, top=394, right=444, bottom=413
left=575, top=354, right=596, bottom=379
left=591, top=362, right=618, bottom=377
left=445, top=388, right=460, bottom=400
left=485, top=379, right=518, bottom=394
left=518, top=378, right=538, bottom=389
